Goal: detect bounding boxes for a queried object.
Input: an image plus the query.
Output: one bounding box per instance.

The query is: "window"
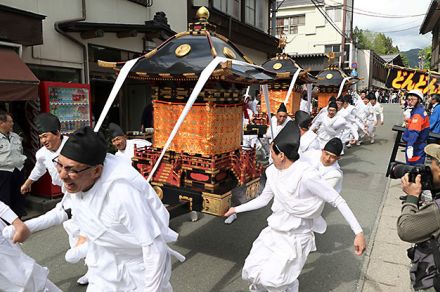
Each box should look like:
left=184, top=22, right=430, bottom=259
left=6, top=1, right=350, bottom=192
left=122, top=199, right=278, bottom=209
left=275, top=17, right=288, bottom=36
left=213, top=0, right=241, bottom=19
left=325, top=44, right=341, bottom=53
left=29, top=65, right=81, bottom=83
left=290, top=15, right=305, bottom=26
left=192, top=0, right=209, bottom=5
left=273, top=15, right=305, bottom=36
left=245, top=0, right=256, bottom=26
left=326, top=7, right=342, bottom=23
left=289, top=15, right=305, bottom=35
left=289, top=26, right=298, bottom=34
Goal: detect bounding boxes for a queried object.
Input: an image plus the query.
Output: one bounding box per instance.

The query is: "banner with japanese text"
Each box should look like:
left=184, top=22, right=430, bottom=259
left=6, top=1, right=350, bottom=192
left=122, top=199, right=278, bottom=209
left=385, top=66, right=440, bottom=94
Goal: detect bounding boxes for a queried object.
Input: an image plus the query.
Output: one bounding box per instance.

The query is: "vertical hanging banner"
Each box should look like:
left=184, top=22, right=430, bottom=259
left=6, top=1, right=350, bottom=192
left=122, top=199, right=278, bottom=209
left=385, top=65, right=440, bottom=94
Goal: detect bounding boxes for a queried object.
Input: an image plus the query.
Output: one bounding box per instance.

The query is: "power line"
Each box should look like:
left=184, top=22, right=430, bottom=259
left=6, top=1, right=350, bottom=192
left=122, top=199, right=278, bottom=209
left=370, top=18, right=423, bottom=29
left=376, top=25, right=420, bottom=34
left=325, top=0, right=427, bottom=18
left=310, top=0, right=348, bottom=39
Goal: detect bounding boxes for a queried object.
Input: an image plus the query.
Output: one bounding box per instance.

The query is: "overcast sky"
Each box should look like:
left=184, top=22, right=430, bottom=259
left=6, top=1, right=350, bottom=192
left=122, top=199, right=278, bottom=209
left=351, top=0, right=432, bottom=51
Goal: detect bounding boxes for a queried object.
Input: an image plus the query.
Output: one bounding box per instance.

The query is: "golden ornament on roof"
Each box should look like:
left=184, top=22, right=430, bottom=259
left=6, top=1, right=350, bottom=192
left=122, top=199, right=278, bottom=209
left=175, top=44, right=191, bottom=57
left=273, top=62, right=283, bottom=70
left=196, top=6, right=210, bottom=21
left=326, top=73, right=333, bottom=79
left=223, top=47, right=236, bottom=59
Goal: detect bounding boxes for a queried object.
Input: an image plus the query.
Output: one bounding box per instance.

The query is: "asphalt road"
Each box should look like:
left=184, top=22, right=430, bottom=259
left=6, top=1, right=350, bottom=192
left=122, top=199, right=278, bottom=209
left=21, top=103, right=403, bottom=292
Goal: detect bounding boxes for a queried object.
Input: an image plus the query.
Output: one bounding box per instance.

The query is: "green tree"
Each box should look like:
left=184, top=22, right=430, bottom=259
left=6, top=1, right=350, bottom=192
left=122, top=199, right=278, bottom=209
left=401, top=53, right=410, bottom=67
left=418, top=46, right=432, bottom=69
left=353, top=26, right=399, bottom=55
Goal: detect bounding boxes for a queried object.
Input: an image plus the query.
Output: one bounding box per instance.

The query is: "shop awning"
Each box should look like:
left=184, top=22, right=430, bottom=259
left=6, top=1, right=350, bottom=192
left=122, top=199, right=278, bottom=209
left=0, top=48, right=39, bottom=101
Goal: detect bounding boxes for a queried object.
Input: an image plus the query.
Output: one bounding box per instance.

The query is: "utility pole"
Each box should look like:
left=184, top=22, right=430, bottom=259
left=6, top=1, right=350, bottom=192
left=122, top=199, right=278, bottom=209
left=271, top=0, right=277, bottom=36
left=340, top=0, right=347, bottom=68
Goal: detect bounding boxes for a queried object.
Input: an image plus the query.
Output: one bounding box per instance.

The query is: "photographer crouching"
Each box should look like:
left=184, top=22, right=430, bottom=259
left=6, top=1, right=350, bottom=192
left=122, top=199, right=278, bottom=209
left=396, top=144, right=440, bottom=291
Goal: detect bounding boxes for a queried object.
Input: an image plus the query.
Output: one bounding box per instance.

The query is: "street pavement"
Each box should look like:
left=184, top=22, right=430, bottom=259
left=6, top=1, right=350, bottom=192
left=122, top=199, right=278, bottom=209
left=21, top=103, right=409, bottom=292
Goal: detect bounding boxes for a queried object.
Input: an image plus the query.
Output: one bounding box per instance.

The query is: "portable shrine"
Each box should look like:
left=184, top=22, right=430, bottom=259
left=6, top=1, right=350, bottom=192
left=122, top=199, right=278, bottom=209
left=260, top=53, right=315, bottom=116
left=315, top=64, right=359, bottom=110
left=100, top=7, right=277, bottom=217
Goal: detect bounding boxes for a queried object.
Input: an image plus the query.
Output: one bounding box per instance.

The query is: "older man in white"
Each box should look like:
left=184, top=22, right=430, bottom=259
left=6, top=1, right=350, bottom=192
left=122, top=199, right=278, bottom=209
left=5, top=127, right=183, bottom=291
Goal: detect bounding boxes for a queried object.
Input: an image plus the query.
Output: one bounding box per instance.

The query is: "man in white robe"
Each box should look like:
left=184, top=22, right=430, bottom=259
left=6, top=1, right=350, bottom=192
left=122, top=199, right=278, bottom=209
left=312, top=96, right=336, bottom=125
left=311, top=102, right=346, bottom=149
left=18, top=113, right=90, bottom=285
left=5, top=127, right=182, bottom=292
left=0, top=201, right=61, bottom=292
left=301, top=138, right=343, bottom=193
left=20, top=113, right=68, bottom=193
left=365, top=93, right=378, bottom=143
left=295, top=110, right=320, bottom=156
left=225, top=121, right=366, bottom=292
left=337, top=95, right=364, bottom=147
left=370, top=95, right=384, bottom=142
left=109, top=122, right=151, bottom=165
left=265, top=103, right=292, bottom=143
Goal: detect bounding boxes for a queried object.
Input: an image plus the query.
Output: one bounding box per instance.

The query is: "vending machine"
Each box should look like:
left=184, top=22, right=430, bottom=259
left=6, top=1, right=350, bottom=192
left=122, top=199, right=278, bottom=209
left=31, top=81, right=92, bottom=198
left=39, top=81, right=92, bottom=134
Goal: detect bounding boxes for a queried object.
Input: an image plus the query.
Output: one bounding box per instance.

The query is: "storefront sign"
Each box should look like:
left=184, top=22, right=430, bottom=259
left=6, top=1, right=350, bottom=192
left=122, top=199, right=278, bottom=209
left=385, top=67, right=440, bottom=94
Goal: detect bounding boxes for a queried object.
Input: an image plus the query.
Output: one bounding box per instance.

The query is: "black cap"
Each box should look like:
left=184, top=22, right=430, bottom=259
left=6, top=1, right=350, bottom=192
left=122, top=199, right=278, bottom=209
left=36, top=113, right=61, bottom=134
left=328, top=102, right=338, bottom=110
left=324, top=137, right=343, bottom=156
left=108, top=122, right=125, bottom=139
left=367, top=92, right=376, bottom=100
left=328, top=96, right=337, bottom=103
left=60, top=126, right=107, bottom=166
left=295, top=110, right=312, bottom=129
left=342, top=94, right=352, bottom=103
left=277, top=103, right=287, bottom=113
left=273, top=120, right=300, bottom=161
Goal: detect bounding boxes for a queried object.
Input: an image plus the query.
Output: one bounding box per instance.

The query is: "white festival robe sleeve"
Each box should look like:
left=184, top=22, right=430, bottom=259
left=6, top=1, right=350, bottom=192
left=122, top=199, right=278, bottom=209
left=310, top=113, right=323, bottom=132
left=28, top=149, right=48, bottom=182
left=26, top=202, right=69, bottom=232
left=302, top=175, right=363, bottom=235
left=0, top=201, right=18, bottom=223
left=234, top=183, right=274, bottom=213
left=109, top=181, right=170, bottom=290
left=3, top=202, right=69, bottom=238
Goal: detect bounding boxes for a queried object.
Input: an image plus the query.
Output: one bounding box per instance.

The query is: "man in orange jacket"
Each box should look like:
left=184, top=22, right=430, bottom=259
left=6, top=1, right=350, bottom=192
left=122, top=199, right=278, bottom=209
left=403, top=90, right=430, bottom=165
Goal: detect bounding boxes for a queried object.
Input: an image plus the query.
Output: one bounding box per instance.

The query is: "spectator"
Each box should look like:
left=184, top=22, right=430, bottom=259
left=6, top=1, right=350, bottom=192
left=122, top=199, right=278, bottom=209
left=403, top=90, right=430, bottom=165
left=0, top=111, right=27, bottom=217
left=430, top=94, right=440, bottom=135
left=397, top=144, right=440, bottom=291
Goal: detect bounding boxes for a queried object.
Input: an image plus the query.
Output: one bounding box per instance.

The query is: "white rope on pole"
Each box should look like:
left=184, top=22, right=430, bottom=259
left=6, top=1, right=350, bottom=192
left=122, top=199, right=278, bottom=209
left=337, top=77, right=351, bottom=98
left=306, top=83, right=313, bottom=114
left=88, top=53, right=273, bottom=182
left=93, top=57, right=141, bottom=132
left=147, top=57, right=273, bottom=181
left=261, top=84, right=274, bottom=138
left=283, top=68, right=302, bottom=105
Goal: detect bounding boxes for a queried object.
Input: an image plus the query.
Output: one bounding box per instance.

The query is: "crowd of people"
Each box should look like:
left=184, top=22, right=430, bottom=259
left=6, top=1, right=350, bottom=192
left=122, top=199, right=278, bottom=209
left=5, top=85, right=440, bottom=291
left=243, top=88, right=385, bottom=159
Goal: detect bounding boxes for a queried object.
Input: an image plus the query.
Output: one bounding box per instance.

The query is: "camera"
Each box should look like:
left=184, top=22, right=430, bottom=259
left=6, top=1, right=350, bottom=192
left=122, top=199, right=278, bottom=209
left=389, top=162, right=433, bottom=190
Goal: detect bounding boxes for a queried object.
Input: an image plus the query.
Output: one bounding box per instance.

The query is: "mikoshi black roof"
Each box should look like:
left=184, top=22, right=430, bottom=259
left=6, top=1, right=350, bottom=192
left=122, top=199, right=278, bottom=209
left=261, top=53, right=316, bottom=84
left=98, top=7, right=277, bottom=84
left=316, top=65, right=358, bottom=88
